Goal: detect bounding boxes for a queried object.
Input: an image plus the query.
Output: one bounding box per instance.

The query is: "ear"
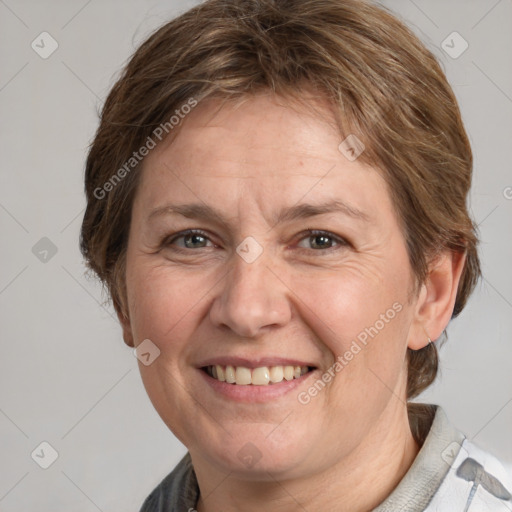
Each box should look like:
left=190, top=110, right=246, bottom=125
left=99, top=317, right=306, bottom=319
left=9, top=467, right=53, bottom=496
left=408, top=250, right=466, bottom=350
left=115, top=305, right=135, bottom=348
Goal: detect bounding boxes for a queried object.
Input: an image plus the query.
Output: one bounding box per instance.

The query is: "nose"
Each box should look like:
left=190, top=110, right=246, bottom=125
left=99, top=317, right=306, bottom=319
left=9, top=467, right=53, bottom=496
left=209, top=249, right=292, bottom=338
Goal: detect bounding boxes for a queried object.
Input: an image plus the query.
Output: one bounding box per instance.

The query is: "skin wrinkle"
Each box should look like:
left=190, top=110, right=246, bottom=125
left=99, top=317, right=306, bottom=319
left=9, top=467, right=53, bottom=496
left=119, top=93, right=463, bottom=512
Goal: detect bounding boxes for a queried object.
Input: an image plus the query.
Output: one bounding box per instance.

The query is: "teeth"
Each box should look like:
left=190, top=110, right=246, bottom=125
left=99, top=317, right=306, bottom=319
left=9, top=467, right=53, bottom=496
left=216, top=365, right=225, bottom=382
left=283, top=366, right=294, bottom=381
left=269, top=366, right=283, bottom=383
left=235, top=367, right=252, bottom=385
left=225, top=365, right=236, bottom=384
left=206, top=364, right=311, bottom=385
left=252, top=367, right=270, bottom=385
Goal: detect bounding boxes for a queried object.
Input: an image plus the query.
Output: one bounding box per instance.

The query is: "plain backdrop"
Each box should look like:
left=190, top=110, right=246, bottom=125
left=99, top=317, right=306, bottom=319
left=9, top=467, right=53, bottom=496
left=0, top=0, right=511, bottom=510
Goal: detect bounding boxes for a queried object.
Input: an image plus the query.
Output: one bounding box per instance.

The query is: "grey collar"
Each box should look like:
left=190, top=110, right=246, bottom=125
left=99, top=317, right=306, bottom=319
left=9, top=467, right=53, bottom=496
left=373, top=405, right=465, bottom=511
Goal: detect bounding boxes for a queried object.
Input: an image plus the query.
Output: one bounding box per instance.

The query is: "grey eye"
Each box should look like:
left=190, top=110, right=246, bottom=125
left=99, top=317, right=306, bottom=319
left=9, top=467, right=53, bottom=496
left=168, top=230, right=213, bottom=249
left=296, top=230, right=347, bottom=250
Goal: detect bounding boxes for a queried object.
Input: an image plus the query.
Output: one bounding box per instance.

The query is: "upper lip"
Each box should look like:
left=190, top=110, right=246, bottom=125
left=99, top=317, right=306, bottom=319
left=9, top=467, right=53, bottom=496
left=196, top=356, right=317, bottom=369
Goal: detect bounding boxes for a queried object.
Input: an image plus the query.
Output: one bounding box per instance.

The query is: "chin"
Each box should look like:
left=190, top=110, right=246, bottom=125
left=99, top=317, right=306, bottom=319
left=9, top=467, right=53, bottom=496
left=194, top=426, right=315, bottom=478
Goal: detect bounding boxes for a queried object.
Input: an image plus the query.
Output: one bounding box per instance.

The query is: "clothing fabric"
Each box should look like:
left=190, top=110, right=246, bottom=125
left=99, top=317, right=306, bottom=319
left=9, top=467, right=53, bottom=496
left=139, top=405, right=512, bottom=511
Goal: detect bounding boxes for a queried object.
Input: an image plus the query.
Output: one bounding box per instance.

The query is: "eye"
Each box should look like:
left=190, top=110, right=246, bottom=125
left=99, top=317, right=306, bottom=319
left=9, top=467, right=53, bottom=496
left=165, top=229, right=215, bottom=250
left=295, top=229, right=349, bottom=252
left=163, top=228, right=349, bottom=253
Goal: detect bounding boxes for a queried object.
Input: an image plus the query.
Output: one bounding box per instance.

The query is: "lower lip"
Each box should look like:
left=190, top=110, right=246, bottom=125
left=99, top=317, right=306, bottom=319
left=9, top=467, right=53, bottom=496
left=198, top=368, right=317, bottom=403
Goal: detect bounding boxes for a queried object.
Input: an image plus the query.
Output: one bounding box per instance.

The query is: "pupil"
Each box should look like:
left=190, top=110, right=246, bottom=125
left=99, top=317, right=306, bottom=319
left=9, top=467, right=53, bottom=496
left=313, top=235, right=331, bottom=249
left=185, top=234, right=205, bottom=248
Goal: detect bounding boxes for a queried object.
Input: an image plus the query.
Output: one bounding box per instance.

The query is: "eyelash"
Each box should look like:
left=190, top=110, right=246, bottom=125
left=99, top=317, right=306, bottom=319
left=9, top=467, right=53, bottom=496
left=164, top=228, right=349, bottom=254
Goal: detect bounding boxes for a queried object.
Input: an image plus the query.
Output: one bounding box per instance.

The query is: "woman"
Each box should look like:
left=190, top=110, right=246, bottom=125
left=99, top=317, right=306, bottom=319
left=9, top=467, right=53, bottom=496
left=80, top=0, right=512, bottom=510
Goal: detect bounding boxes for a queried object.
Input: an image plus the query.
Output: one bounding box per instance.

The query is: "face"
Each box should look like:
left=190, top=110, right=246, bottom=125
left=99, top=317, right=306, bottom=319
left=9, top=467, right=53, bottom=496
left=122, top=92, right=420, bottom=479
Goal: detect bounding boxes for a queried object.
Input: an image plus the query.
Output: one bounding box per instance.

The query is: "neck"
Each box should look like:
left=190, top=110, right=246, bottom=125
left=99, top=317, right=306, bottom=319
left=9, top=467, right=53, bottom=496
left=194, top=404, right=420, bottom=512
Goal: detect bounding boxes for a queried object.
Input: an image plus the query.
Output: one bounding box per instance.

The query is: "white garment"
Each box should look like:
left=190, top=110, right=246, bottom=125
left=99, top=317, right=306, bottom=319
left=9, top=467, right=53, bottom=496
left=374, top=406, right=512, bottom=512
left=425, top=438, right=512, bottom=511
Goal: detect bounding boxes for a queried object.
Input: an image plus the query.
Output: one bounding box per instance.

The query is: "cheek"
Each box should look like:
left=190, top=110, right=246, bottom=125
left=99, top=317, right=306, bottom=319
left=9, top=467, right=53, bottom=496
left=293, top=266, right=408, bottom=351
left=125, top=262, right=214, bottom=440
left=125, top=261, right=208, bottom=350
left=283, top=270, right=412, bottom=455
left=291, top=268, right=411, bottom=405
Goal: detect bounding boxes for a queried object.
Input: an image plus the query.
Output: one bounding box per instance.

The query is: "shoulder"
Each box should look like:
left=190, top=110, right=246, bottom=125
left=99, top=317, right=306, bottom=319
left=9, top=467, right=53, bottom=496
left=139, top=452, right=199, bottom=512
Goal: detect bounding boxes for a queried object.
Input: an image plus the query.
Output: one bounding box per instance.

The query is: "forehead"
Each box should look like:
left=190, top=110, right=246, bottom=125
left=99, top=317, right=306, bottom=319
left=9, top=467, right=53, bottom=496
left=152, top=93, right=346, bottom=173
left=135, top=93, right=393, bottom=225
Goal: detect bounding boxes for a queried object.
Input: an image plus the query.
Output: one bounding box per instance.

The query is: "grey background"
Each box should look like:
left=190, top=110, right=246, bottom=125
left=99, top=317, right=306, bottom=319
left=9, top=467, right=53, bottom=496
left=0, top=0, right=511, bottom=510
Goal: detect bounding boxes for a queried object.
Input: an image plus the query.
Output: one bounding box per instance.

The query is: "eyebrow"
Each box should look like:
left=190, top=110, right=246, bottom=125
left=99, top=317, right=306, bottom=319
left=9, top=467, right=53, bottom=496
left=147, top=199, right=370, bottom=227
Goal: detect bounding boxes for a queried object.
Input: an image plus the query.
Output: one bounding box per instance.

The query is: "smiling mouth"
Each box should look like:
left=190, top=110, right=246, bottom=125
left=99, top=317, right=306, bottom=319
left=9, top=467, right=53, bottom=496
left=202, top=365, right=315, bottom=385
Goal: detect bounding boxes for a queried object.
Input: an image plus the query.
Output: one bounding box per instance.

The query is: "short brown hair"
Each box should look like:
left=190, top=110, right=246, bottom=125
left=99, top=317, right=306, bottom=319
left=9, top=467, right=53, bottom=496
left=80, top=0, right=480, bottom=401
